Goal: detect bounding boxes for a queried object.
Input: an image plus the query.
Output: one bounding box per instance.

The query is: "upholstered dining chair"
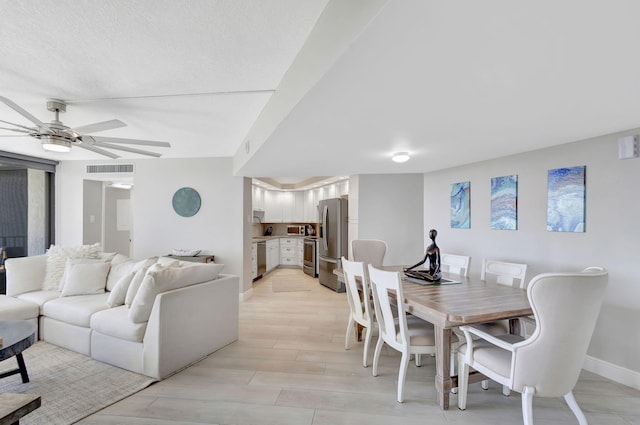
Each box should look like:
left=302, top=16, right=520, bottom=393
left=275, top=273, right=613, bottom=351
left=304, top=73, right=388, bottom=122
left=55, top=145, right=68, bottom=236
left=351, top=239, right=388, bottom=267
left=457, top=267, right=608, bottom=425
left=341, top=257, right=375, bottom=368
left=368, top=264, right=441, bottom=403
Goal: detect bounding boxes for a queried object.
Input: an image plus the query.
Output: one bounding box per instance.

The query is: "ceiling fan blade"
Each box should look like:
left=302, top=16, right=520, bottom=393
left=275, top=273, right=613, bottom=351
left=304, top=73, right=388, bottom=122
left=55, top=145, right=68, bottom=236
left=69, top=119, right=126, bottom=135
left=0, top=134, right=30, bottom=137
left=0, top=126, right=31, bottom=134
left=0, top=96, right=47, bottom=128
left=89, top=136, right=170, bottom=148
left=88, top=138, right=163, bottom=157
left=76, top=142, right=121, bottom=159
left=0, top=119, right=37, bottom=132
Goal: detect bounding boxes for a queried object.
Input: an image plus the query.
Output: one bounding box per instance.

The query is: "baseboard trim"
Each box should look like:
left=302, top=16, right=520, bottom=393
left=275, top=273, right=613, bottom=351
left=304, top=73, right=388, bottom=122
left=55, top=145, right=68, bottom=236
left=583, top=355, right=640, bottom=390
left=239, top=288, right=253, bottom=302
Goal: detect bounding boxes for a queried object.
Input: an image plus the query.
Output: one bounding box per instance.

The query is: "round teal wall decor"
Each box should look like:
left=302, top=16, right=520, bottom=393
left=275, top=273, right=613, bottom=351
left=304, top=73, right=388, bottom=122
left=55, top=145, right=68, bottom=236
left=172, top=187, right=201, bottom=217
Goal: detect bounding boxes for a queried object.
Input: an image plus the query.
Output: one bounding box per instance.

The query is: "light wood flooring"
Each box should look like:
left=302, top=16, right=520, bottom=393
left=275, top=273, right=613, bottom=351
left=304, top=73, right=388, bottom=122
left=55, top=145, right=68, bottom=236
left=80, top=268, right=640, bottom=424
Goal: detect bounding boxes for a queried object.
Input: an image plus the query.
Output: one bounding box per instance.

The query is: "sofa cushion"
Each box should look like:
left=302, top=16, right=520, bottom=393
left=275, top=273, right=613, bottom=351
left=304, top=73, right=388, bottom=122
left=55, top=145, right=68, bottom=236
left=17, top=290, right=60, bottom=313
left=106, top=256, right=157, bottom=294
left=107, top=271, right=135, bottom=308
left=129, top=262, right=224, bottom=323
left=91, top=306, right=148, bottom=342
left=42, top=293, right=110, bottom=327
left=60, top=259, right=111, bottom=297
left=0, top=295, right=39, bottom=320
left=42, top=243, right=102, bottom=290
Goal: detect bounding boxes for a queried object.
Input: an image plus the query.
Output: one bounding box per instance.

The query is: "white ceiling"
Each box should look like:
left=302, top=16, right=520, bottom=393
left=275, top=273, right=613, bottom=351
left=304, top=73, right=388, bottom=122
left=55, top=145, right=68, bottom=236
left=2, top=1, right=640, bottom=182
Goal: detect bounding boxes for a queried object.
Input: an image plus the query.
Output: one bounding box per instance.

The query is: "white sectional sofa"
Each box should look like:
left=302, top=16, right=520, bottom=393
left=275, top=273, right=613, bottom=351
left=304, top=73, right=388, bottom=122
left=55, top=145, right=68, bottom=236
left=1, top=249, right=239, bottom=379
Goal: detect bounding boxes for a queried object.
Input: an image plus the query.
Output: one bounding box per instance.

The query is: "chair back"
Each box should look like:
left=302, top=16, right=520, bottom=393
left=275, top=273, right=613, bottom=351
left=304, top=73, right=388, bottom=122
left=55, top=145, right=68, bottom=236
left=368, top=265, right=407, bottom=352
left=440, top=253, right=471, bottom=277
left=511, top=267, right=608, bottom=397
left=351, top=239, right=387, bottom=267
left=341, top=257, right=373, bottom=327
left=481, top=259, right=528, bottom=289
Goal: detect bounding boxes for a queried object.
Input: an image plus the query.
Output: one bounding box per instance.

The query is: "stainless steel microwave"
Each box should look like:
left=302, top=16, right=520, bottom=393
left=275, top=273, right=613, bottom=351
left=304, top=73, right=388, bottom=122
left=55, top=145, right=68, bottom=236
left=287, top=225, right=305, bottom=235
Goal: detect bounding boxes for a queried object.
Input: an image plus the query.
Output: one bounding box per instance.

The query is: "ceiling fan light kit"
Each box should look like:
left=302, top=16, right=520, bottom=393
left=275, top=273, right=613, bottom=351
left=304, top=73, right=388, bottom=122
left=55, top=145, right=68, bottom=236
left=40, top=134, right=71, bottom=152
left=0, top=96, right=171, bottom=158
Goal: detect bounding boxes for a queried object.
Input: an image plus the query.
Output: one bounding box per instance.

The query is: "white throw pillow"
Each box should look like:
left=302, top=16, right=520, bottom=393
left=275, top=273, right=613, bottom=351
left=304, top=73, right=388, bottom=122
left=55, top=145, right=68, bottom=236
left=42, top=243, right=102, bottom=290
left=129, top=262, right=224, bottom=323
left=106, top=256, right=157, bottom=291
left=60, top=259, right=111, bottom=297
left=125, top=266, right=150, bottom=307
left=107, top=271, right=136, bottom=308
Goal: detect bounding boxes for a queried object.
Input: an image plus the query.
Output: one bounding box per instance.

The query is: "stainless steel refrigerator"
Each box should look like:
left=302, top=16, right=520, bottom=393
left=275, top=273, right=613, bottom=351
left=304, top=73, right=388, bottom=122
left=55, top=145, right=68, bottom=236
left=318, top=198, right=348, bottom=292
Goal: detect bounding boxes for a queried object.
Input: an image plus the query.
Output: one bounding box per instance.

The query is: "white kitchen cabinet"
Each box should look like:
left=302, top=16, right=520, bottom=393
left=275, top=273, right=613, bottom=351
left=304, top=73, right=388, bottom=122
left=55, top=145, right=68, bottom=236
left=336, top=180, right=349, bottom=197
left=281, top=191, right=294, bottom=222
left=293, top=191, right=304, bottom=222
left=264, top=190, right=283, bottom=222
left=297, top=238, right=304, bottom=268
left=303, top=189, right=316, bottom=222
left=251, top=243, right=258, bottom=279
left=279, top=237, right=298, bottom=266
left=252, top=186, right=265, bottom=211
left=266, top=239, right=280, bottom=272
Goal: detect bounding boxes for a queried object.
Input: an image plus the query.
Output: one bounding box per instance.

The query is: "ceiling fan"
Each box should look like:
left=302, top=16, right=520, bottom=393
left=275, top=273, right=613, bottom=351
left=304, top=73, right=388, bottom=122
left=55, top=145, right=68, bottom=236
left=0, top=96, right=170, bottom=158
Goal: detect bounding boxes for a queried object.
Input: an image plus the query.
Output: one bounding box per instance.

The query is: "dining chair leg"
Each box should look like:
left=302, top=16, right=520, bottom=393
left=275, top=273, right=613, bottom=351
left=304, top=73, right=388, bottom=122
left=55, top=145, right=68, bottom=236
left=415, top=353, right=422, bottom=367
left=521, top=386, right=534, bottom=425
left=372, top=335, right=384, bottom=377
left=564, top=391, right=588, bottom=425
left=362, top=325, right=373, bottom=368
left=345, top=317, right=354, bottom=350
left=502, top=385, right=511, bottom=396
left=457, top=352, right=469, bottom=410
left=397, top=351, right=410, bottom=403
left=481, top=379, right=489, bottom=390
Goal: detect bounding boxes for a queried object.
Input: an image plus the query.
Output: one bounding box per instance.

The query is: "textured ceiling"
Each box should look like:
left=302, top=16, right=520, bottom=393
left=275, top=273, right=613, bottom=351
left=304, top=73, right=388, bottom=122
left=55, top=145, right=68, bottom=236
left=2, top=1, right=640, bottom=183
left=0, top=0, right=328, bottom=160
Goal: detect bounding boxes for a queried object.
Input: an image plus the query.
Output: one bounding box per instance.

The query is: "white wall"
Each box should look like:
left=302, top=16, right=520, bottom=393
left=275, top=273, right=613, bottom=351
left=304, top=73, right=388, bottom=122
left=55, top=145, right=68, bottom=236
left=356, top=173, right=424, bottom=266
left=422, top=129, right=640, bottom=379
left=56, top=157, right=246, bottom=291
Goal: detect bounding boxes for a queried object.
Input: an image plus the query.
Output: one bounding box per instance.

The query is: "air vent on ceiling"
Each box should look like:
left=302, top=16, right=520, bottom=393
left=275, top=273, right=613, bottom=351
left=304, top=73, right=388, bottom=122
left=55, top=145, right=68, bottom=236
left=86, top=164, right=134, bottom=174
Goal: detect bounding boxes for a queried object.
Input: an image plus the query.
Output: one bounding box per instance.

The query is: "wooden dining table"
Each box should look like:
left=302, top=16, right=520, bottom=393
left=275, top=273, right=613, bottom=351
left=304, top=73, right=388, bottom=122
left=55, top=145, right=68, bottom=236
left=334, top=266, right=533, bottom=410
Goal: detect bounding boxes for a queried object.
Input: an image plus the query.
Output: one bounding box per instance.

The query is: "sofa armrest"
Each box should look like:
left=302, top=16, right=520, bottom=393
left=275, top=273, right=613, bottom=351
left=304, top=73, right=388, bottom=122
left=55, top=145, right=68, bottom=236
left=5, top=255, right=47, bottom=296
left=142, top=274, right=239, bottom=379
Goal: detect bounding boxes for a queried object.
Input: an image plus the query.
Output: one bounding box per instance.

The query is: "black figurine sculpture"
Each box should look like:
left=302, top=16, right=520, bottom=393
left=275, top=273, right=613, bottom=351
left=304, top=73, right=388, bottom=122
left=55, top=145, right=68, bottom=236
left=404, top=228, right=442, bottom=281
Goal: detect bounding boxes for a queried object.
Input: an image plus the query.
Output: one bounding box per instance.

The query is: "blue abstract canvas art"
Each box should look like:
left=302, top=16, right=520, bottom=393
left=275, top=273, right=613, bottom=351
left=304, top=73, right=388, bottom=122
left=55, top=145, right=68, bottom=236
left=547, top=166, right=586, bottom=232
left=451, top=181, right=470, bottom=229
left=491, top=175, right=518, bottom=230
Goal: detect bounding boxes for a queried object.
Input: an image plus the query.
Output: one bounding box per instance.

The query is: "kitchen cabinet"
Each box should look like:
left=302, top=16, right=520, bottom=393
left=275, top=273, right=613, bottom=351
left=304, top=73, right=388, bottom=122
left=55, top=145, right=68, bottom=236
left=303, top=189, right=316, bottom=222
left=252, top=186, right=265, bottom=211
left=297, top=238, right=304, bottom=268
left=279, top=237, right=298, bottom=267
left=264, top=190, right=283, bottom=222
left=266, top=239, right=280, bottom=272
left=281, top=192, right=294, bottom=222
left=251, top=243, right=258, bottom=279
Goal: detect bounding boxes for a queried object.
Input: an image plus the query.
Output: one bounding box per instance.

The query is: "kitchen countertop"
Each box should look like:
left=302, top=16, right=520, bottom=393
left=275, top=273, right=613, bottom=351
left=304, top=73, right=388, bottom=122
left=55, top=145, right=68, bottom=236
left=252, top=235, right=318, bottom=243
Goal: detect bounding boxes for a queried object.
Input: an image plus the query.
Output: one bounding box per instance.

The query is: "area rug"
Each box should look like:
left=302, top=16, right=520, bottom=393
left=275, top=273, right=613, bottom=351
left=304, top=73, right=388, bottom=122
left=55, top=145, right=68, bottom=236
left=272, top=278, right=312, bottom=292
left=0, top=341, right=156, bottom=424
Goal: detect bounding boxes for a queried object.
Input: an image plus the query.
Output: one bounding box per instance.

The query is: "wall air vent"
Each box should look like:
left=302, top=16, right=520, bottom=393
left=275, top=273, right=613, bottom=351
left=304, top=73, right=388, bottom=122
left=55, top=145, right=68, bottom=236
left=86, top=164, right=134, bottom=174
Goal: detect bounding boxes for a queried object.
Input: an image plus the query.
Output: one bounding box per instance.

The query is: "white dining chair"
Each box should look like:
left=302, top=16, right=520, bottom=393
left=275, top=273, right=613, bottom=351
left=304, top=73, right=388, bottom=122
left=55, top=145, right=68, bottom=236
left=440, top=253, right=471, bottom=393
left=368, top=264, right=442, bottom=403
left=341, top=256, right=375, bottom=368
left=351, top=239, right=387, bottom=267
left=457, top=267, right=608, bottom=425
left=476, top=258, right=529, bottom=393
left=440, top=253, right=471, bottom=277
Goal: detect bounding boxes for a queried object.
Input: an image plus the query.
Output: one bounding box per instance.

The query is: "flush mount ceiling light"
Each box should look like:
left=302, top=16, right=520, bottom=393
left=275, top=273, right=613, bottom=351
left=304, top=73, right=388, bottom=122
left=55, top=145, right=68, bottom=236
left=40, top=135, right=71, bottom=153
left=392, top=152, right=410, bottom=163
